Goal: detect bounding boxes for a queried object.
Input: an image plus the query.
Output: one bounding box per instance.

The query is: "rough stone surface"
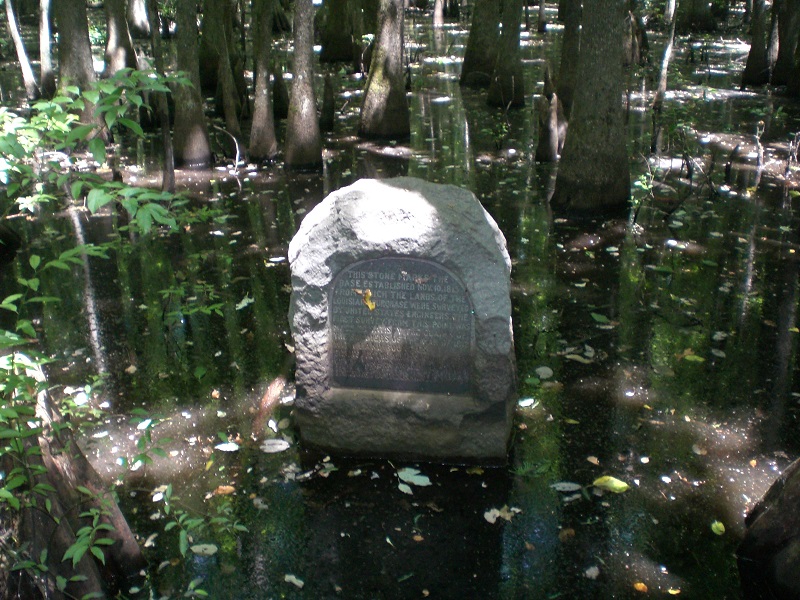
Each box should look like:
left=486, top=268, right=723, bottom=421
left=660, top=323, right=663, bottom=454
left=288, top=177, right=516, bottom=461
left=738, top=458, right=800, bottom=599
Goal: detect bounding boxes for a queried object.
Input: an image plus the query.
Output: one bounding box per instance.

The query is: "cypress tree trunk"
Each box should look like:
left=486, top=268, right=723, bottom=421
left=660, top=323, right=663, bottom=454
left=103, top=0, right=138, bottom=76
left=39, top=0, right=55, bottom=98
left=556, top=0, right=580, bottom=117
left=320, top=0, right=360, bottom=62
left=147, top=0, right=175, bottom=191
left=250, top=0, right=278, bottom=163
left=174, top=0, right=212, bottom=169
left=459, top=0, right=498, bottom=88
left=741, top=0, right=770, bottom=86
left=285, top=0, right=323, bottom=168
left=551, top=0, right=630, bottom=214
left=5, top=0, right=39, bottom=100
left=52, top=0, right=96, bottom=91
left=487, top=0, right=525, bottom=108
left=127, top=0, right=150, bottom=37
left=358, top=0, right=410, bottom=139
left=771, top=0, right=799, bottom=85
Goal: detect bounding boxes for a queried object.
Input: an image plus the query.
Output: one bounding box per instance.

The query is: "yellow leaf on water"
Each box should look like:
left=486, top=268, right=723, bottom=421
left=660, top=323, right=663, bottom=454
left=593, top=475, right=630, bottom=493
left=213, top=485, right=236, bottom=496
left=711, top=520, right=725, bottom=535
left=633, top=582, right=648, bottom=593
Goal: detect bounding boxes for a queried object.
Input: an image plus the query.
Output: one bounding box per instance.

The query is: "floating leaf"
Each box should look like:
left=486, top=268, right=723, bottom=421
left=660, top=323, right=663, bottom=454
left=484, top=505, right=521, bottom=524
left=284, top=574, right=304, bottom=589
left=214, top=442, right=239, bottom=452
left=235, top=294, right=254, bottom=310
left=584, top=566, right=600, bottom=579
left=633, top=582, right=648, bottom=593
left=535, top=366, right=553, bottom=379
left=397, top=467, right=431, bottom=487
left=593, top=475, right=630, bottom=493
left=591, top=312, right=610, bottom=324
left=190, top=544, right=218, bottom=556
left=565, top=354, right=593, bottom=364
left=711, top=520, right=725, bottom=535
left=683, top=354, right=706, bottom=363
left=260, top=439, right=290, bottom=453
left=398, top=482, right=413, bottom=495
left=518, top=397, right=539, bottom=408
left=213, top=485, right=235, bottom=496
left=551, top=482, right=582, bottom=493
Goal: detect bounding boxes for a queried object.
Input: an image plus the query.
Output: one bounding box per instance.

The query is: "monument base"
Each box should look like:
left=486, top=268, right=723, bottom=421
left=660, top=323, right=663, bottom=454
left=295, top=388, right=511, bottom=462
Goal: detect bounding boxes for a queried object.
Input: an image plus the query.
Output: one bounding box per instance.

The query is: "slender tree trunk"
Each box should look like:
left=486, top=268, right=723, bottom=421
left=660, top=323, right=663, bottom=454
left=651, top=4, right=677, bottom=153
left=551, top=0, right=630, bottom=213
left=487, top=0, right=525, bottom=108
left=433, top=0, right=444, bottom=27
left=39, top=0, right=55, bottom=98
left=537, top=0, right=547, bottom=33
left=556, top=0, right=580, bottom=117
left=127, top=0, right=150, bottom=37
left=664, top=0, right=677, bottom=25
left=174, top=0, right=212, bottom=168
left=459, top=0, right=499, bottom=87
left=250, top=0, right=278, bottom=163
left=5, top=0, right=39, bottom=100
left=147, top=0, right=175, bottom=192
left=771, top=0, right=800, bottom=85
left=103, top=0, right=138, bottom=76
left=358, top=0, right=410, bottom=139
left=741, top=0, right=770, bottom=86
left=285, top=0, right=323, bottom=168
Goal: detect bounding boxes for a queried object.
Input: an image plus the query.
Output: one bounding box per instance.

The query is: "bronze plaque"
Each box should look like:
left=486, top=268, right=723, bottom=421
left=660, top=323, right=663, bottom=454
left=330, top=257, right=473, bottom=393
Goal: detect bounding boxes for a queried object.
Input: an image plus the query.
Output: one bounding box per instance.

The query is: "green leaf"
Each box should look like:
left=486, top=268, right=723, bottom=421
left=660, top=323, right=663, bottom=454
left=179, top=529, right=189, bottom=557
left=397, top=467, right=432, bottom=487
left=70, top=180, right=85, bottom=200
left=86, top=188, right=114, bottom=213
left=592, top=475, right=630, bottom=494
left=684, top=354, right=706, bottom=363
left=65, top=124, right=95, bottom=146
left=29, top=255, right=41, bottom=270
left=117, top=118, right=144, bottom=137
left=88, top=137, right=106, bottom=165
left=590, top=312, right=610, bottom=324
left=711, top=520, right=725, bottom=535
left=90, top=546, right=106, bottom=564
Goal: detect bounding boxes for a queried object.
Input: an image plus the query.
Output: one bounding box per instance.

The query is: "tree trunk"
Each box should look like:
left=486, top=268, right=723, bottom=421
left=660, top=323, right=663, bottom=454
left=677, top=0, right=715, bottom=31
left=551, top=0, right=630, bottom=214
left=53, top=0, right=96, bottom=90
left=487, top=0, right=525, bottom=108
left=651, top=4, right=677, bottom=153
left=433, top=0, right=444, bottom=27
left=127, top=0, right=150, bottom=37
left=103, top=0, right=138, bottom=76
left=320, top=0, right=360, bottom=62
left=201, top=0, right=244, bottom=148
left=741, top=0, right=770, bottom=86
left=174, top=0, right=212, bottom=168
left=556, top=0, right=580, bottom=117
left=39, top=0, right=55, bottom=98
left=771, top=0, right=799, bottom=85
left=285, top=0, right=323, bottom=168
left=5, top=0, right=39, bottom=100
left=459, top=0, right=498, bottom=87
left=537, top=0, right=547, bottom=33
left=250, top=0, right=278, bottom=163
left=147, top=0, right=175, bottom=191
left=358, top=0, right=410, bottom=139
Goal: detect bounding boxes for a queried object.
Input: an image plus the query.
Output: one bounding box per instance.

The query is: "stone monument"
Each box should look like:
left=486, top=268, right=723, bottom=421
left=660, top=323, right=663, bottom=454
left=288, top=177, right=516, bottom=461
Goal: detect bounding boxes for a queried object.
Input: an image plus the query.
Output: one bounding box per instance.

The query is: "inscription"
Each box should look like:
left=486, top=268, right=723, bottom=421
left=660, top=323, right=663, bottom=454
left=330, top=257, right=473, bottom=393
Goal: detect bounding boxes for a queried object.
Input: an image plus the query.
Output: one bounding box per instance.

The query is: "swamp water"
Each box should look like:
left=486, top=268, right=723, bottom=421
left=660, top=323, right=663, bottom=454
left=3, top=17, right=800, bottom=600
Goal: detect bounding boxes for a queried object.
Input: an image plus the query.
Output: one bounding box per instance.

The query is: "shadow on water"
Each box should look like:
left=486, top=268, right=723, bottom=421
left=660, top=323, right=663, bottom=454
left=5, top=13, right=800, bottom=600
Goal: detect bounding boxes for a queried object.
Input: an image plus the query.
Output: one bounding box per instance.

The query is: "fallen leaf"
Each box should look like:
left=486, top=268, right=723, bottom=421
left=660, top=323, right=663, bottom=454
left=397, top=467, right=432, bottom=487
left=593, top=475, right=630, bottom=494
left=190, top=544, right=218, bottom=556
left=125, top=364, right=137, bottom=374
left=484, top=505, right=521, bottom=524
left=633, top=581, right=648, bottom=593
left=215, top=442, right=239, bottom=452
left=284, top=574, right=304, bottom=589
left=558, top=528, right=575, bottom=542
left=525, top=541, right=535, bottom=551
left=711, top=520, right=725, bottom=535
left=551, top=482, right=582, bottom=493
left=398, top=482, right=413, bottom=495
left=412, top=534, right=424, bottom=542
left=587, top=456, right=600, bottom=465
left=213, top=485, right=235, bottom=496
left=535, top=366, right=554, bottom=379
left=565, top=354, right=593, bottom=364
left=466, top=467, right=484, bottom=475
left=260, top=439, right=291, bottom=453
left=591, top=312, right=611, bottom=324
left=584, top=566, right=600, bottom=579
left=668, top=588, right=681, bottom=595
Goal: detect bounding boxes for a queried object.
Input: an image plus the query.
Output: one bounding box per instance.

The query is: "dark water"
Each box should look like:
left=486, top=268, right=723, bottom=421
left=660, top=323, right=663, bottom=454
left=4, top=16, right=800, bottom=600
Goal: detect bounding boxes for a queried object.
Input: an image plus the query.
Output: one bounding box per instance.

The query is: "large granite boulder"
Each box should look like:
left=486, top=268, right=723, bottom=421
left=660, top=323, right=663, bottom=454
left=738, top=458, right=800, bottom=599
left=288, top=177, right=516, bottom=461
